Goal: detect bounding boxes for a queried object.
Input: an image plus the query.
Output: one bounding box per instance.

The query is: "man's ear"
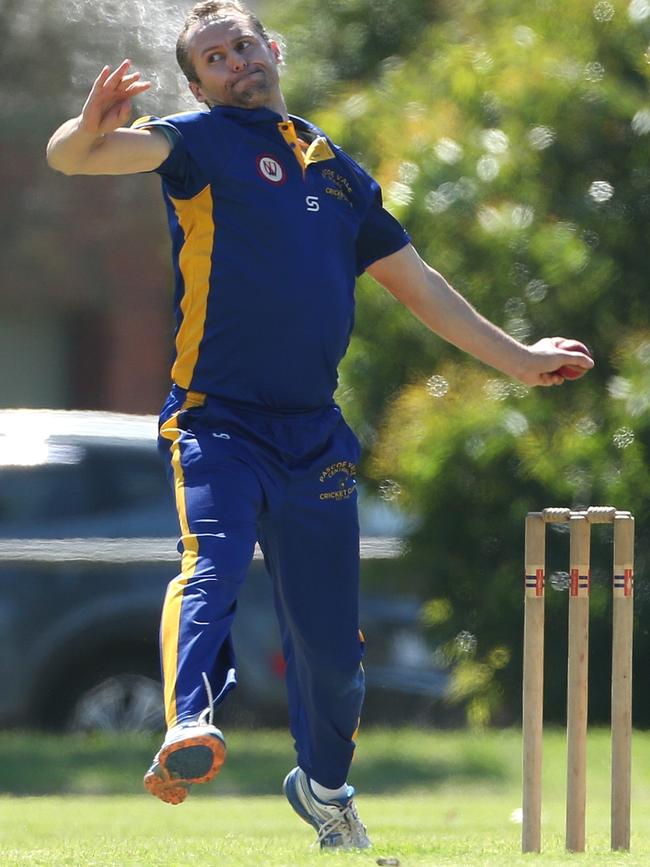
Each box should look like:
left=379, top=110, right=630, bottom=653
left=270, top=40, right=283, bottom=65
left=189, top=80, right=208, bottom=104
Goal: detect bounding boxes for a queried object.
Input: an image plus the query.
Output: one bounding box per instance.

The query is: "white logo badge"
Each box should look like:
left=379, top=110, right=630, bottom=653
left=257, top=155, right=285, bottom=184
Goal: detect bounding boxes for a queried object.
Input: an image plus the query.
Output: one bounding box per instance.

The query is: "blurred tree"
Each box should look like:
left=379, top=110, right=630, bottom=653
left=275, top=0, right=650, bottom=724
left=271, top=0, right=442, bottom=111
left=3, top=0, right=650, bottom=722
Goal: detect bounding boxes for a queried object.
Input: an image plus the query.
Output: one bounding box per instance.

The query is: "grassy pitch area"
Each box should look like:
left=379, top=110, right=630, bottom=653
left=1, top=728, right=649, bottom=865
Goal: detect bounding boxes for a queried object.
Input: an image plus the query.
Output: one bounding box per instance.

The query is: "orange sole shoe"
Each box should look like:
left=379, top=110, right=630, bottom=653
left=144, top=731, right=226, bottom=805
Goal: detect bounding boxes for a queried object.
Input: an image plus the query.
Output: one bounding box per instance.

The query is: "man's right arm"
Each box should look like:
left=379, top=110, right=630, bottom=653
left=46, top=60, right=171, bottom=176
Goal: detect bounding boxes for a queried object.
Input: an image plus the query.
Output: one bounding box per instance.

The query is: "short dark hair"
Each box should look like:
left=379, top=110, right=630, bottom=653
left=176, top=1, right=272, bottom=83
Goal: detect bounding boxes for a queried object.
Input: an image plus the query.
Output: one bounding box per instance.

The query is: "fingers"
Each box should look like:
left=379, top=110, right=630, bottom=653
left=552, top=337, right=594, bottom=368
left=105, top=59, right=133, bottom=89
left=564, top=351, right=594, bottom=370
left=96, top=60, right=151, bottom=96
left=92, top=65, right=112, bottom=88
left=551, top=351, right=594, bottom=375
left=81, top=61, right=152, bottom=135
left=126, top=81, right=153, bottom=96
left=119, top=72, right=141, bottom=87
left=116, top=76, right=152, bottom=100
left=539, top=372, right=565, bottom=387
left=87, top=65, right=112, bottom=105
left=122, top=76, right=153, bottom=97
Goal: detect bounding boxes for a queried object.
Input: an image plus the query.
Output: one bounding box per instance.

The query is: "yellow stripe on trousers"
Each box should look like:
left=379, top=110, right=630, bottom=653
left=352, top=628, right=365, bottom=744
left=159, top=391, right=205, bottom=727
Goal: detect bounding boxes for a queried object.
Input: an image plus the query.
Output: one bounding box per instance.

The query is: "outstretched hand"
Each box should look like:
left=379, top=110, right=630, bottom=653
left=523, top=337, right=594, bottom=387
left=79, top=60, right=151, bottom=136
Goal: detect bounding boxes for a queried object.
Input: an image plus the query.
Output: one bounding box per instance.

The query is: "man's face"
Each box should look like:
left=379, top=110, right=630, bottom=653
left=186, top=16, right=283, bottom=110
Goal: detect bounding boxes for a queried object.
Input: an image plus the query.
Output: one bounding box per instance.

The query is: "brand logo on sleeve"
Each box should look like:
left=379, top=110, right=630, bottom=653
left=257, top=155, right=286, bottom=184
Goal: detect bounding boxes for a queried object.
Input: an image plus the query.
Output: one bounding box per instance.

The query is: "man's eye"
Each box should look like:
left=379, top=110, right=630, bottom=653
left=208, top=53, right=224, bottom=63
left=238, top=40, right=251, bottom=50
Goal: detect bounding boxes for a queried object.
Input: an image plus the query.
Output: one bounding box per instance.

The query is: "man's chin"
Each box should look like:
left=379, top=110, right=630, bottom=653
left=232, top=84, right=269, bottom=108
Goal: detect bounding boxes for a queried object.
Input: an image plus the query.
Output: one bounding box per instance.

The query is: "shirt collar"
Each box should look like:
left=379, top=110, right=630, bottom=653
left=208, top=105, right=326, bottom=140
left=289, top=114, right=326, bottom=143
left=209, top=105, right=284, bottom=124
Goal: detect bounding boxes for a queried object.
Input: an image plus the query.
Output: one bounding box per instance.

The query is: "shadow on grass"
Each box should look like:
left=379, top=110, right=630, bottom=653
left=0, top=729, right=507, bottom=796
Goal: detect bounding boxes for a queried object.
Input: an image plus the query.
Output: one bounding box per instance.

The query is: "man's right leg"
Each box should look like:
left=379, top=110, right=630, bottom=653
left=145, top=415, right=263, bottom=804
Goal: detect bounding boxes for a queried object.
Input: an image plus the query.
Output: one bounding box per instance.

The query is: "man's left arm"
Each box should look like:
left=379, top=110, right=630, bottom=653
left=366, top=244, right=594, bottom=387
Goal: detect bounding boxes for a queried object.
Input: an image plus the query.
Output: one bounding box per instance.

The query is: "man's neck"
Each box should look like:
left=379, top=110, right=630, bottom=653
left=205, top=95, right=289, bottom=120
left=267, top=93, right=289, bottom=120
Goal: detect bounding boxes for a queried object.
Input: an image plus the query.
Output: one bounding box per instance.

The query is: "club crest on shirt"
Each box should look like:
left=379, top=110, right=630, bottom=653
left=257, top=154, right=286, bottom=184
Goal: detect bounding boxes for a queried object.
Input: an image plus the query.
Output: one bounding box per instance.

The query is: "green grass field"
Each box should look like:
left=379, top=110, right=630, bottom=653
left=1, top=728, right=649, bottom=866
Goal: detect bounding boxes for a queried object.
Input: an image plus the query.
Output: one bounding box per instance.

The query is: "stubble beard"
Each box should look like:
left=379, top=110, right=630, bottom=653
left=230, top=70, right=270, bottom=107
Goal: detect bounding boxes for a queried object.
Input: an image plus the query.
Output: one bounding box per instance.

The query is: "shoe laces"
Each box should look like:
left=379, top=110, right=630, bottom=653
left=197, top=672, right=214, bottom=726
left=315, top=799, right=367, bottom=847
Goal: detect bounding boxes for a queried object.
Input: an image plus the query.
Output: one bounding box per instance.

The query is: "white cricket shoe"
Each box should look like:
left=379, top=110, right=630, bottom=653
left=283, top=766, right=371, bottom=849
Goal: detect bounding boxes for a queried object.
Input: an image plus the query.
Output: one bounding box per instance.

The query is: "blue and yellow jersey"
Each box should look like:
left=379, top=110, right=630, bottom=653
left=133, top=106, right=410, bottom=412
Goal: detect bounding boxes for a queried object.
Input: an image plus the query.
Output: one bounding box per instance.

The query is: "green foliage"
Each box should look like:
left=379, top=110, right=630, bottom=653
left=272, top=0, right=650, bottom=725
left=5, top=0, right=650, bottom=722
left=326, top=0, right=650, bottom=424
left=271, top=0, right=442, bottom=113
left=370, top=354, right=650, bottom=724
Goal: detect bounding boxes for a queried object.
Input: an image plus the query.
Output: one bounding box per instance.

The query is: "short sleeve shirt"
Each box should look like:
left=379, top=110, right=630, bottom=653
left=134, top=106, right=410, bottom=411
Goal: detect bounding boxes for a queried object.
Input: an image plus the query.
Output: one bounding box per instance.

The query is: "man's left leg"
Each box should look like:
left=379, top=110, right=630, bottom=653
left=259, top=419, right=370, bottom=848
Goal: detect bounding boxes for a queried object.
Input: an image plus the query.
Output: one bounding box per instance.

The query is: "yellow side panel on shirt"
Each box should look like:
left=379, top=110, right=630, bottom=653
left=169, top=185, right=215, bottom=389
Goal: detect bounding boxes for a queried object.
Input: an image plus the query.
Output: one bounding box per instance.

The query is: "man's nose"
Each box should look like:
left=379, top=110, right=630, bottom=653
left=228, top=51, right=247, bottom=72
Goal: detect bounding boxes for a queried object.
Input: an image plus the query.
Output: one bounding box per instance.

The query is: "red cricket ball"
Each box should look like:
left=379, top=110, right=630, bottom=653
left=554, top=339, right=593, bottom=380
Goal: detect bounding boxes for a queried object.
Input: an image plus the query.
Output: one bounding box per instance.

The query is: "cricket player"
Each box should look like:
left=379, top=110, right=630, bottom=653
left=46, top=0, right=594, bottom=849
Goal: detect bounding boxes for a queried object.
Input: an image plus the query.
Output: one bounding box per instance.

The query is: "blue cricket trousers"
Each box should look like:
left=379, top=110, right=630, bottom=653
left=157, top=386, right=365, bottom=788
